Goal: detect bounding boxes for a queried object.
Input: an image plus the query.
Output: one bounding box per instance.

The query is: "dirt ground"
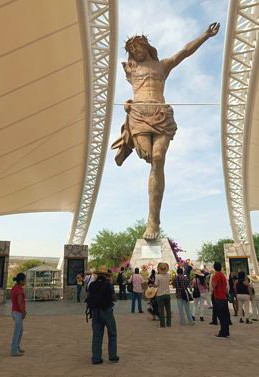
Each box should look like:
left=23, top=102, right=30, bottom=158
left=0, top=300, right=258, bottom=377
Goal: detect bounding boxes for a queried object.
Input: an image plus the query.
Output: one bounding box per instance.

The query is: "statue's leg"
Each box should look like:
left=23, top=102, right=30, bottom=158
left=143, top=135, right=170, bottom=240
left=133, top=134, right=152, bottom=163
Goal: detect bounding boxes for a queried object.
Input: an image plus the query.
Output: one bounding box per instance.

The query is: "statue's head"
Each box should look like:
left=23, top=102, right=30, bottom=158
left=125, top=35, right=159, bottom=62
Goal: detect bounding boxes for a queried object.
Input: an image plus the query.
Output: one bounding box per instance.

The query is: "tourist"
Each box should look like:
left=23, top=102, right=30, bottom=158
left=117, top=267, right=127, bottom=300
left=148, top=269, right=156, bottom=286
left=155, top=263, right=171, bottom=327
left=234, top=271, right=252, bottom=324
left=249, top=275, right=259, bottom=321
left=84, top=268, right=96, bottom=292
left=211, top=262, right=230, bottom=337
left=173, top=267, right=194, bottom=326
left=145, top=286, right=159, bottom=321
left=201, top=266, right=213, bottom=308
left=192, top=270, right=207, bottom=321
left=209, top=270, right=218, bottom=325
left=228, top=271, right=238, bottom=316
left=128, top=267, right=144, bottom=313
left=10, top=272, right=27, bottom=357
left=76, top=273, right=84, bottom=303
left=140, top=265, right=149, bottom=291
left=87, top=266, right=119, bottom=365
left=184, top=259, right=193, bottom=286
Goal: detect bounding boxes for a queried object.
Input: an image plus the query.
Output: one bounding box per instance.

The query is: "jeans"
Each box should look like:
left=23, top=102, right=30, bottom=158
left=131, top=292, right=142, bottom=313
left=119, top=284, right=127, bottom=300
left=11, top=312, right=23, bottom=354
left=193, top=293, right=206, bottom=318
left=214, top=299, right=230, bottom=336
left=76, top=285, right=83, bottom=302
left=176, top=298, right=194, bottom=325
left=157, top=294, right=171, bottom=327
left=92, top=307, right=117, bottom=362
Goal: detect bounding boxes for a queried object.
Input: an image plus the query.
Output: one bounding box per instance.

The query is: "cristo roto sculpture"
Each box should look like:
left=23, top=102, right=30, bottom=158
left=112, top=23, right=220, bottom=240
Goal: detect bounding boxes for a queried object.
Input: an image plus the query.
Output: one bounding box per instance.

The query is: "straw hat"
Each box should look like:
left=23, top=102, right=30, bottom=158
left=157, top=263, right=169, bottom=274
left=95, top=265, right=111, bottom=275
left=248, top=275, right=259, bottom=283
left=145, top=286, right=158, bottom=299
left=193, top=269, right=205, bottom=277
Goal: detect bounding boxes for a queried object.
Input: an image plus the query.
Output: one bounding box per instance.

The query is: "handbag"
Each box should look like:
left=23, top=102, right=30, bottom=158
left=193, top=278, right=201, bottom=299
left=127, top=281, right=133, bottom=293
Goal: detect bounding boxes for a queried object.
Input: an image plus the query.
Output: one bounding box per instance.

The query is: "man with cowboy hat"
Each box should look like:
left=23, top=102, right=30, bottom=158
left=154, top=263, right=171, bottom=328
left=87, top=266, right=119, bottom=364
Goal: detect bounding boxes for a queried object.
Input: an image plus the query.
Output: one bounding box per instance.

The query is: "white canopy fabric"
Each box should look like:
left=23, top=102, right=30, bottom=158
left=0, top=0, right=85, bottom=215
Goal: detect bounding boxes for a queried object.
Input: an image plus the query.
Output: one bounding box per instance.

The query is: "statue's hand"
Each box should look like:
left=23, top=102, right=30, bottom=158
left=206, top=22, right=220, bottom=37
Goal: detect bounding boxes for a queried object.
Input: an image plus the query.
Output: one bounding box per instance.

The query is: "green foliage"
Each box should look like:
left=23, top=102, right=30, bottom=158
left=252, top=234, right=259, bottom=260
left=89, top=219, right=166, bottom=269
left=197, top=238, right=233, bottom=268
left=19, top=259, right=44, bottom=272
left=7, top=259, right=44, bottom=288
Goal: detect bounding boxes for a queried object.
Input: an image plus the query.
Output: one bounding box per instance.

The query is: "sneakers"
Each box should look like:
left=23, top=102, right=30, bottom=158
left=200, top=317, right=204, bottom=322
left=239, top=318, right=244, bottom=323
left=252, top=318, right=258, bottom=321
left=109, top=356, right=119, bottom=363
left=246, top=319, right=252, bottom=324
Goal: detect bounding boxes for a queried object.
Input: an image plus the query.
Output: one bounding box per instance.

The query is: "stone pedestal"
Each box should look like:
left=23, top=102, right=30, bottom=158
left=224, top=243, right=259, bottom=275
left=130, top=239, right=177, bottom=271
left=0, top=241, right=10, bottom=304
left=63, top=244, right=88, bottom=300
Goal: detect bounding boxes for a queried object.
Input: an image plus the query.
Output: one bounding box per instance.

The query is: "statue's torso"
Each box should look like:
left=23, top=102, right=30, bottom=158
left=124, top=60, right=166, bottom=103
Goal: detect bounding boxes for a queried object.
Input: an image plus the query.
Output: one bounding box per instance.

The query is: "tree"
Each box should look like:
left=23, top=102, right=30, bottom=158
left=197, top=238, right=233, bottom=268
left=89, top=219, right=166, bottom=269
left=253, top=234, right=259, bottom=260
left=7, top=259, right=44, bottom=288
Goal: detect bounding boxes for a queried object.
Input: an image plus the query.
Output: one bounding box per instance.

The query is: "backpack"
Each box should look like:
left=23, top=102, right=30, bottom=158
left=117, top=272, right=123, bottom=285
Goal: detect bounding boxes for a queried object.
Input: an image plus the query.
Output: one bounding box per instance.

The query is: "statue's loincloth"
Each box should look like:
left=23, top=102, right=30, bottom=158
left=111, top=100, right=177, bottom=166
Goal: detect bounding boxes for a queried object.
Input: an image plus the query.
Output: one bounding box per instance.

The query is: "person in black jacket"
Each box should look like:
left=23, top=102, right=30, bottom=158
left=87, top=266, right=119, bottom=365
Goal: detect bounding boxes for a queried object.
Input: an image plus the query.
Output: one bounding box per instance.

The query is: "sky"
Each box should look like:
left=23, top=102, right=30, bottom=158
left=1, top=0, right=259, bottom=260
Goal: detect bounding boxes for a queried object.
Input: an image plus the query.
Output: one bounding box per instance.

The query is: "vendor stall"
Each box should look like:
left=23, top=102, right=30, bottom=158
left=26, top=265, right=62, bottom=301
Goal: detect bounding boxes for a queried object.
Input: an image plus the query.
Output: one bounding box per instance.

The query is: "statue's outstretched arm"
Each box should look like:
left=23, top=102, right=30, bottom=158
left=163, top=22, right=220, bottom=78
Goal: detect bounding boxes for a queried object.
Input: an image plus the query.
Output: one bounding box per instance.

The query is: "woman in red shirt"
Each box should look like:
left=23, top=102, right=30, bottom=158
left=10, top=272, right=26, bottom=356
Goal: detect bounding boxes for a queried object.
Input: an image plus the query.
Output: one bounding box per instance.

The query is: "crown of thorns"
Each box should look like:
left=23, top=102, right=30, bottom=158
left=125, top=34, right=150, bottom=52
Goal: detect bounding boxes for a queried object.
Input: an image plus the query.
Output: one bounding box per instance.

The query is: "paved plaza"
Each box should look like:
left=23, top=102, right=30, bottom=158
left=0, top=299, right=258, bottom=377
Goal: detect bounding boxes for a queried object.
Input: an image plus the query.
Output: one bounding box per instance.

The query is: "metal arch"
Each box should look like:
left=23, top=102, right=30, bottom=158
left=221, top=0, right=259, bottom=272
left=68, top=0, right=118, bottom=244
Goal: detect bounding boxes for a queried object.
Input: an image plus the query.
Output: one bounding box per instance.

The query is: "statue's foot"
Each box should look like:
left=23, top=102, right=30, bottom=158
left=143, top=223, right=160, bottom=240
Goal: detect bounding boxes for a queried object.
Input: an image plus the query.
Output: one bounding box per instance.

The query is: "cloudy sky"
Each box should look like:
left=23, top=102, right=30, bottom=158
left=1, top=0, right=258, bottom=260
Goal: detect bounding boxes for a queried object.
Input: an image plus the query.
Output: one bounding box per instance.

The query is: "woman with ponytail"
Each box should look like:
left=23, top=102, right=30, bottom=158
left=10, top=272, right=26, bottom=356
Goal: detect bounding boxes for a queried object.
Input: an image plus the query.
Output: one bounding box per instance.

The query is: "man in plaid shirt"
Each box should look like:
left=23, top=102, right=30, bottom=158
left=173, top=268, right=194, bottom=325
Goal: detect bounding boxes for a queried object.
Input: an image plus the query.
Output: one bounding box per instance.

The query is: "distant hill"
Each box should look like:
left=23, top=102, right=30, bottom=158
left=10, top=256, right=59, bottom=266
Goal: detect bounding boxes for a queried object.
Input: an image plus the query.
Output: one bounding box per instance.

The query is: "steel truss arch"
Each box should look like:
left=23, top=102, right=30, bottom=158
left=221, top=0, right=259, bottom=272
left=68, top=0, right=118, bottom=244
